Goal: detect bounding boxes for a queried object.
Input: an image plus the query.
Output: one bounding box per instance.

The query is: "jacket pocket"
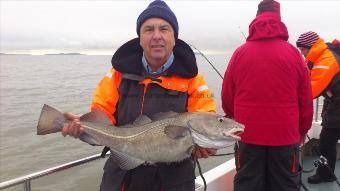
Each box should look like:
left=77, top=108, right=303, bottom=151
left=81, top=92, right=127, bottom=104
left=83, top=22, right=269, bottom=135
left=165, top=90, right=188, bottom=112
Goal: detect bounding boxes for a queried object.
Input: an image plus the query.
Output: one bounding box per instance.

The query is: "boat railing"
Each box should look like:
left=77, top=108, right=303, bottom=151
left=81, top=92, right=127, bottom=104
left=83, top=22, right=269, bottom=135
left=0, top=98, right=323, bottom=191
left=313, top=97, right=323, bottom=122
left=0, top=152, right=110, bottom=191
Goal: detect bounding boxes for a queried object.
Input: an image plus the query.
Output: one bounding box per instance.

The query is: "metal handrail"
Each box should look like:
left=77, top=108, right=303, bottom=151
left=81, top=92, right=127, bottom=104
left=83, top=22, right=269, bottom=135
left=0, top=152, right=109, bottom=191
left=314, top=97, right=323, bottom=122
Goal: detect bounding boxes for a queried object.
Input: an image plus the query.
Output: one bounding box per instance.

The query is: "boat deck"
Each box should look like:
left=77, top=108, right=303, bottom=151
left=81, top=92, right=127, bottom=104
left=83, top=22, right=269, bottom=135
left=194, top=146, right=340, bottom=191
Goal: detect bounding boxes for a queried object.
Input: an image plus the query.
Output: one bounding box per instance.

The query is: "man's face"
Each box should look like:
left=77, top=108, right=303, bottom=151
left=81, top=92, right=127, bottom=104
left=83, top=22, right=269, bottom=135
left=140, top=18, right=175, bottom=69
left=298, top=47, right=309, bottom=58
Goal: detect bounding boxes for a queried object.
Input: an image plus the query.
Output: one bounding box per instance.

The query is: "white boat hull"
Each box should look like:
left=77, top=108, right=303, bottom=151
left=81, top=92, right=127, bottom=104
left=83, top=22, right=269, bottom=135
left=195, top=158, right=236, bottom=191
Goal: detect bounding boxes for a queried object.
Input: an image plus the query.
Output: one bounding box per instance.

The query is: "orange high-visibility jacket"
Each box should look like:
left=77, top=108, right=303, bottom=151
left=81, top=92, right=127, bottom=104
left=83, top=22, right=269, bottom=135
left=306, top=38, right=339, bottom=98
left=90, top=38, right=215, bottom=125
left=91, top=69, right=215, bottom=125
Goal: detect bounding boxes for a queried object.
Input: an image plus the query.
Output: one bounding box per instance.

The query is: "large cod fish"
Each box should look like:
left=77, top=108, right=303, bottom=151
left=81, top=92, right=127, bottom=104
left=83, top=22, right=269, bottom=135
left=37, top=104, right=244, bottom=170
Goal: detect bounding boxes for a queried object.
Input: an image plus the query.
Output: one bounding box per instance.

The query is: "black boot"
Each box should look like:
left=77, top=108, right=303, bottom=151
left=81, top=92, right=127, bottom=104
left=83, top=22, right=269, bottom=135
left=307, top=174, right=336, bottom=184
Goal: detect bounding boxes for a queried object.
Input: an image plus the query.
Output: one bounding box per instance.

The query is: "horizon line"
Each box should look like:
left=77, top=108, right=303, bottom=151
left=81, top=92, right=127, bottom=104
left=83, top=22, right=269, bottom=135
left=1, top=49, right=231, bottom=56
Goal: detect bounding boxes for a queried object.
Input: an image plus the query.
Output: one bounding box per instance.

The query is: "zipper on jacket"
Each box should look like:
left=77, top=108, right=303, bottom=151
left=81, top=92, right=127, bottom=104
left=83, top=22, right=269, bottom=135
left=140, top=83, right=149, bottom=115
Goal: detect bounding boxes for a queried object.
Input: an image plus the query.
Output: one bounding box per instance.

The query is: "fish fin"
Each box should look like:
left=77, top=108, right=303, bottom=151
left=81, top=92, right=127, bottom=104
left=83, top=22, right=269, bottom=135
left=110, top=148, right=145, bottom=170
left=164, top=126, right=189, bottom=139
left=80, top=109, right=111, bottom=125
left=37, top=104, right=65, bottom=135
left=79, top=133, right=101, bottom=146
left=133, top=115, right=153, bottom=126
left=151, top=111, right=179, bottom=121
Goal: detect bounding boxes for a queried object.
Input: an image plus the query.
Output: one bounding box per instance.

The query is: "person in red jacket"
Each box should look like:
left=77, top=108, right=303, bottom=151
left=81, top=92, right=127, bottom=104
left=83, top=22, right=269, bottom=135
left=296, top=32, right=340, bottom=184
left=221, top=0, right=313, bottom=190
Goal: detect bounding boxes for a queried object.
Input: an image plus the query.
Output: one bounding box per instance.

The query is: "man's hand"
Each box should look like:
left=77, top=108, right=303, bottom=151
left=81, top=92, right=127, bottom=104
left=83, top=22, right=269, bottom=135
left=192, top=145, right=217, bottom=158
left=61, top=112, right=84, bottom=138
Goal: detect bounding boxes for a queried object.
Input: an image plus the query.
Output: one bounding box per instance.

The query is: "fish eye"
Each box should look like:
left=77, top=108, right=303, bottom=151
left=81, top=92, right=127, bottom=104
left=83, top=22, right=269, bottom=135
left=218, top=117, right=224, bottom=122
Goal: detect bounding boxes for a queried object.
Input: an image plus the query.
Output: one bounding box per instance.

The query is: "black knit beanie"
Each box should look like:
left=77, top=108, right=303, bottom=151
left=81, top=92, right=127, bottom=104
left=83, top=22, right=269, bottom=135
left=136, top=0, right=178, bottom=39
left=256, top=0, right=281, bottom=17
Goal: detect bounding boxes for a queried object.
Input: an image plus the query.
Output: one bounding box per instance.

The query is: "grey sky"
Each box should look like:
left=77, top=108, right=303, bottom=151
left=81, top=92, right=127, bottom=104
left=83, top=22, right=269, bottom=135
left=1, top=0, right=339, bottom=55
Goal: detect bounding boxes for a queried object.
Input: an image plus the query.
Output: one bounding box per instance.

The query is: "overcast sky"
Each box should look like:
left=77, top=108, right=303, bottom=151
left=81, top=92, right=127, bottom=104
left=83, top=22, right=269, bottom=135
left=1, top=0, right=339, bottom=55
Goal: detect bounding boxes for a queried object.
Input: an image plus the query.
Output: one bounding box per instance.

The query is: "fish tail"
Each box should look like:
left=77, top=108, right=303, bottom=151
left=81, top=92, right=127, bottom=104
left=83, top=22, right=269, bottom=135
left=37, top=104, right=65, bottom=135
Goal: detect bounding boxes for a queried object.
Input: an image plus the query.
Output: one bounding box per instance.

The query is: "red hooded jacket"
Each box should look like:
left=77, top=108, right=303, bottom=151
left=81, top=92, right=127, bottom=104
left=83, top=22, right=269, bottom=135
left=221, top=12, right=313, bottom=146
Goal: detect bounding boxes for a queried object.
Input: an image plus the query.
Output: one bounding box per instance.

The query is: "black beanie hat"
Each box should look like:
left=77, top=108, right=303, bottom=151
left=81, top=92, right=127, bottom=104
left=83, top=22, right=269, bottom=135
left=136, top=0, right=178, bottom=39
left=256, top=0, right=281, bottom=17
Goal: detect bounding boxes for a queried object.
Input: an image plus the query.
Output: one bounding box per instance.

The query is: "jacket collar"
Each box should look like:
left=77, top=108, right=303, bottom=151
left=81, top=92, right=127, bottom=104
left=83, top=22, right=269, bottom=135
left=111, top=38, right=198, bottom=78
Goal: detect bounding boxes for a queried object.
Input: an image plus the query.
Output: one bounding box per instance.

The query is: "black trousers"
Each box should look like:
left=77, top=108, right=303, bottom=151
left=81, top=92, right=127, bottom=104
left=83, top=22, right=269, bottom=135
left=317, top=96, right=340, bottom=178
left=316, top=127, right=340, bottom=178
left=122, top=162, right=195, bottom=191
left=234, top=142, right=301, bottom=191
left=99, top=156, right=195, bottom=191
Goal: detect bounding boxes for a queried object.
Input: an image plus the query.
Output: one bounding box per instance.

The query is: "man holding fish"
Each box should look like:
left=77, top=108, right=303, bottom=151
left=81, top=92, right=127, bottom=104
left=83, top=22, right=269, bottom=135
left=57, top=1, right=243, bottom=191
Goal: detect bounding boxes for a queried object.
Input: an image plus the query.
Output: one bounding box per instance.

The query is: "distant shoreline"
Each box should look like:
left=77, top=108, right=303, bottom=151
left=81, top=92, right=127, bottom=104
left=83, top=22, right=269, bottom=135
left=0, top=53, right=31, bottom=56
left=0, top=53, right=87, bottom=56
left=44, top=53, right=85, bottom=55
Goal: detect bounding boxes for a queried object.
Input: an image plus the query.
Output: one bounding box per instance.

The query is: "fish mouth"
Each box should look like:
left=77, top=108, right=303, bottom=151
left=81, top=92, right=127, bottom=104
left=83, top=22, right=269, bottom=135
left=223, top=127, right=244, bottom=140
left=189, top=127, right=236, bottom=149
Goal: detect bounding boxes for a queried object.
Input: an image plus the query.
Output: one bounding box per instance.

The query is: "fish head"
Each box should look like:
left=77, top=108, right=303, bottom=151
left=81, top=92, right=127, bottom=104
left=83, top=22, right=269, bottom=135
left=188, top=112, right=244, bottom=149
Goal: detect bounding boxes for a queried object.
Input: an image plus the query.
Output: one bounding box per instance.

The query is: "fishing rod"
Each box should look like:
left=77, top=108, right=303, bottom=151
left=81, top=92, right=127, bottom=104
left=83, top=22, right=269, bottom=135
left=189, top=26, right=248, bottom=80
left=187, top=44, right=225, bottom=191
left=238, top=26, right=247, bottom=39
left=188, top=43, right=224, bottom=79
left=188, top=44, right=235, bottom=158
left=194, top=157, right=207, bottom=191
